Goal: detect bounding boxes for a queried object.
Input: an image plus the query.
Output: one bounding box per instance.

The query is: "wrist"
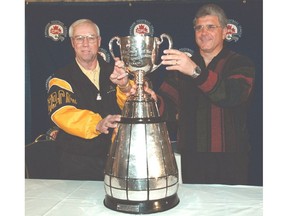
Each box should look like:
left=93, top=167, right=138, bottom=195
left=191, top=65, right=201, bottom=78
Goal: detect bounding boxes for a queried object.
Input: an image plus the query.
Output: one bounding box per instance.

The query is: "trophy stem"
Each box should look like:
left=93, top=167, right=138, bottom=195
left=130, top=70, right=147, bottom=102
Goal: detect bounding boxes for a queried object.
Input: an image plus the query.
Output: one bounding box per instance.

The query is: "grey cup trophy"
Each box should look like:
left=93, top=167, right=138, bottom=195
left=104, top=34, right=179, bottom=214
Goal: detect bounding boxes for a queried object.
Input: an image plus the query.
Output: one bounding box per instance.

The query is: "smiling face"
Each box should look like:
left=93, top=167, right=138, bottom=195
left=194, top=15, right=227, bottom=57
left=71, top=22, right=101, bottom=68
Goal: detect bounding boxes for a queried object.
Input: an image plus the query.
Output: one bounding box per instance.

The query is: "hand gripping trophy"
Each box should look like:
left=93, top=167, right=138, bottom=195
left=103, top=33, right=180, bottom=214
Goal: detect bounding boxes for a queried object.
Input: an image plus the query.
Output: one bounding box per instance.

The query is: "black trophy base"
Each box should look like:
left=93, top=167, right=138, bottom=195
left=104, top=194, right=179, bottom=214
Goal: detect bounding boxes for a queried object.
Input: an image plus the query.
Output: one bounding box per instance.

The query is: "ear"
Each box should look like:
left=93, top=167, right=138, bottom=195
left=98, top=36, right=102, bottom=47
left=222, top=27, right=228, bottom=40
left=71, top=38, right=75, bottom=49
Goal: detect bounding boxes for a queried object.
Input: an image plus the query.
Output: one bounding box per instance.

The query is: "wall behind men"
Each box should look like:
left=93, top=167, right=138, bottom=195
left=25, top=0, right=263, bottom=185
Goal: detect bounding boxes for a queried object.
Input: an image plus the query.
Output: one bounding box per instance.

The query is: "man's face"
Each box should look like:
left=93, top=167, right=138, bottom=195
left=194, top=15, right=227, bottom=55
left=71, top=23, right=101, bottom=64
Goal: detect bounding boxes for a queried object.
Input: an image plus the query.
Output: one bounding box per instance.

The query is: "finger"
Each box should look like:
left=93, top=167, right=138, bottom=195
left=110, top=73, right=118, bottom=79
left=162, top=59, right=178, bottom=66
left=108, top=115, right=121, bottom=123
left=115, top=64, right=125, bottom=70
left=165, top=65, right=178, bottom=70
left=144, top=87, right=157, bottom=101
left=145, top=87, right=154, bottom=95
left=128, top=87, right=136, bottom=96
left=108, top=122, right=118, bottom=128
left=161, top=55, right=179, bottom=64
left=116, top=72, right=129, bottom=79
left=102, top=129, right=109, bottom=134
left=114, top=59, right=125, bottom=68
left=163, top=49, right=178, bottom=55
left=103, top=122, right=109, bottom=128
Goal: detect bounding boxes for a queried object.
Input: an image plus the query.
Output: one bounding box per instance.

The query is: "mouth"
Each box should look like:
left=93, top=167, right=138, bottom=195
left=81, top=50, right=91, bottom=54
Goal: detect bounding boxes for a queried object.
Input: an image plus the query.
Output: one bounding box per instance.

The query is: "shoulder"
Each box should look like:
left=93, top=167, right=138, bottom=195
left=231, top=52, right=255, bottom=68
left=46, top=62, right=77, bottom=92
left=222, top=49, right=255, bottom=68
left=53, top=61, right=78, bottom=78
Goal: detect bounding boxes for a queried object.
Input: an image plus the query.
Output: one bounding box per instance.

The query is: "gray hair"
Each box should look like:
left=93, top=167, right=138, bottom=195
left=68, top=19, right=101, bottom=37
left=193, top=4, right=228, bottom=27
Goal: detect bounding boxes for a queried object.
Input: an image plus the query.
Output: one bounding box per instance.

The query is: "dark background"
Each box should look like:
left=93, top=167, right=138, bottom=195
left=25, top=0, right=263, bottom=185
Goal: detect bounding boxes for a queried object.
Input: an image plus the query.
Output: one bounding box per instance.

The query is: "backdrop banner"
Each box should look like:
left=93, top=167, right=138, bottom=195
left=25, top=0, right=263, bottom=185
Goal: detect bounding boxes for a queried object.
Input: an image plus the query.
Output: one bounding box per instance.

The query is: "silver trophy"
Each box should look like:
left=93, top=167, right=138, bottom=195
left=104, top=34, right=179, bottom=214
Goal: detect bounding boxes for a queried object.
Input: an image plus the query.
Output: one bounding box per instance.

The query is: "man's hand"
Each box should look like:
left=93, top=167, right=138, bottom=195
left=161, top=49, right=197, bottom=76
left=96, top=114, right=121, bottom=134
left=127, top=81, right=158, bottom=102
left=110, top=57, right=129, bottom=87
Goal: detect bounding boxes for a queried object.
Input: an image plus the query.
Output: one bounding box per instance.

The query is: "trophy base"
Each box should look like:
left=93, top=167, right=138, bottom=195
left=104, top=194, right=179, bottom=214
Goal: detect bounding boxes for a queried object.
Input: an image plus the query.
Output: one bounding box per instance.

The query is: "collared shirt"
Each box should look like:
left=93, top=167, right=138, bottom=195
left=76, top=59, right=100, bottom=89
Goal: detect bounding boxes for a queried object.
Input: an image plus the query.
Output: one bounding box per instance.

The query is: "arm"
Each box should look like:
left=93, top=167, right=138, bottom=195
left=47, top=77, right=120, bottom=139
left=161, top=49, right=255, bottom=107
left=196, top=54, right=255, bottom=107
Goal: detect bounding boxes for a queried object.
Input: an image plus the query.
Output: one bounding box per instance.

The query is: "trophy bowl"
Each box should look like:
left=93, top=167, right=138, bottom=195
left=109, top=34, right=173, bottom=76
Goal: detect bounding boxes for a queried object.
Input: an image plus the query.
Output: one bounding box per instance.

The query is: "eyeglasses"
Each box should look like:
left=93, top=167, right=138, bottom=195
left=73, top=35, right=98, bottom=44
left=194, top=24, right=222, bottom=32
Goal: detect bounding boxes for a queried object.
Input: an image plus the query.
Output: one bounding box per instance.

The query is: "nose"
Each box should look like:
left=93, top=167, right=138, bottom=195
left=82, top=37, right=89, bottom=45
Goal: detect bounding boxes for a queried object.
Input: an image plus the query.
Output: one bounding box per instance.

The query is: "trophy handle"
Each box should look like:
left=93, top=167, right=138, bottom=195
left=108, top=36, right=120, bottom=60
left=151, top=33, right=173, bottom=72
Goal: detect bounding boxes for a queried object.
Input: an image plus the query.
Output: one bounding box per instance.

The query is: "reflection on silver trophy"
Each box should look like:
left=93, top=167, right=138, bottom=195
left=104, top=34, right=180, bottom=214
left=110, top=34, right=172, bottom=74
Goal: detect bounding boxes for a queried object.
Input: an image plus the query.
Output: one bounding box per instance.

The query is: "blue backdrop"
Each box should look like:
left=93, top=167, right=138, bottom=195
left=25, top=0, right=263, bottom=185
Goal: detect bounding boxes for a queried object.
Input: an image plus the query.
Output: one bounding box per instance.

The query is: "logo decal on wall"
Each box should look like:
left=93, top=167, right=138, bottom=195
left=98, top=47, right=111, bottom=63
left=45, top=20, right=67, bottom=42
left=129, top=19, right=154, bottom=36
left=225, top=19, right=242, bottom=42
left=179, top=48, right=194, bottom=57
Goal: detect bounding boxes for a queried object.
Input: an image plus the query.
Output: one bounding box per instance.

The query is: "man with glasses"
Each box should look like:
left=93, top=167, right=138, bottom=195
left=160, top=4, right=255, bottom=184
left=46, top=19, right=133, bottom=180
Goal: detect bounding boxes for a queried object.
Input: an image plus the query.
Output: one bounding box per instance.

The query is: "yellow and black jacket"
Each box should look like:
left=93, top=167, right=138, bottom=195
left=47, top=55, right=126, bottom=156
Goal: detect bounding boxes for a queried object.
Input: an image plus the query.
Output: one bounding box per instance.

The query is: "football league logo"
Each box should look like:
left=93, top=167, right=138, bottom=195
left=179, top=48, right=194, bottom=57
left=45, top=20, right=67, bottom=42
left=98, top=47, right=111, bottom=63
left=129, top=19, right=154, bottom=36
left=225, top=19, right=242, bottom=42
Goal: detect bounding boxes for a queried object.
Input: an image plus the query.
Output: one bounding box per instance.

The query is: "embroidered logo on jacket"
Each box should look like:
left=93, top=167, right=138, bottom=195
left=47, top=90, right=77, bottom=114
